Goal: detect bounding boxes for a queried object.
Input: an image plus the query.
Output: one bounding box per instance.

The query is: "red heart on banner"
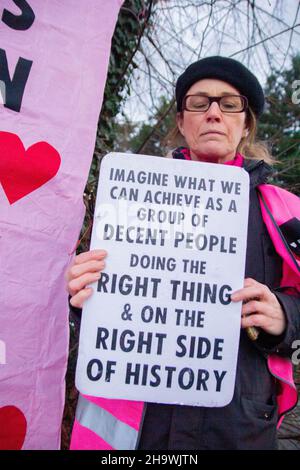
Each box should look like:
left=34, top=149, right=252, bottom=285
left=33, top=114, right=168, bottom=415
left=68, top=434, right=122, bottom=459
left=0, top=131, right=61, bottom=204
left=0, top=405, right=27, bottom=450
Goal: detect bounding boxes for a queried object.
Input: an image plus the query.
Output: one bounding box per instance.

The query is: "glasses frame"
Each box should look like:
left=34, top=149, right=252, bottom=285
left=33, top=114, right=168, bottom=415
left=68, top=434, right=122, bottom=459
left=182, top=94, right=249, bottom=113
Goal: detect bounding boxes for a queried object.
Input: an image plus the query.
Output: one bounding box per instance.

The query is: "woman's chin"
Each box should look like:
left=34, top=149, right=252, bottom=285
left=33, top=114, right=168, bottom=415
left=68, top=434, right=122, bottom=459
left=191, top=146, right=228, bottom=163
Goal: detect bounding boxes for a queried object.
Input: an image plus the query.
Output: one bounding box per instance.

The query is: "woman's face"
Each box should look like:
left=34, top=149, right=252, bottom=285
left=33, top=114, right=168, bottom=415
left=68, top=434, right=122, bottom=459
left=177, top=78, right=248, bottom=163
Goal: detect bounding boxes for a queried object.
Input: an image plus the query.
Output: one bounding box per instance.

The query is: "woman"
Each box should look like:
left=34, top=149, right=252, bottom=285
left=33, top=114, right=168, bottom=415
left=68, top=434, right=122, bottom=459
left=66, top=56, right=300, bottom=450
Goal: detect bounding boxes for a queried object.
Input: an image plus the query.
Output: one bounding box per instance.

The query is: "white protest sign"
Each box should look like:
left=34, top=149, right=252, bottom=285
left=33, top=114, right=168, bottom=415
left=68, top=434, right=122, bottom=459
left=76, top=152, right=249, bottom=407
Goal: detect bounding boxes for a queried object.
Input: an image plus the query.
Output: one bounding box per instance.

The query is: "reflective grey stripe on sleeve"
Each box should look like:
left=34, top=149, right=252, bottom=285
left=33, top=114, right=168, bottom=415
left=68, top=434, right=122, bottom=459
left=75, top=394, right=139, bottom=450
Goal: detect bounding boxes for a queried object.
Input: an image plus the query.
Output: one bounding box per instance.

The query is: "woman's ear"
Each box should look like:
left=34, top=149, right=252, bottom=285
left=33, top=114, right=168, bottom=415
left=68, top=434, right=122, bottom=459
left=176, top=112, right=185, bottom=136
left=243, top=114, right=250, bottom=138
left=242, top=127, right=249, bottom=138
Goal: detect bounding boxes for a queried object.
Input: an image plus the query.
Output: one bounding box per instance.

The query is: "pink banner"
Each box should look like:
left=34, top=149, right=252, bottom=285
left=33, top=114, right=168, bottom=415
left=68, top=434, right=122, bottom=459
left=0, top=0, right=122, bottom=449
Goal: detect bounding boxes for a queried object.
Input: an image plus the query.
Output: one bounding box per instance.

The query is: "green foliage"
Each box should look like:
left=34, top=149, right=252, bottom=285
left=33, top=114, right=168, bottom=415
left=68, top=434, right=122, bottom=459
left=258, top=54, right=300, bottom=194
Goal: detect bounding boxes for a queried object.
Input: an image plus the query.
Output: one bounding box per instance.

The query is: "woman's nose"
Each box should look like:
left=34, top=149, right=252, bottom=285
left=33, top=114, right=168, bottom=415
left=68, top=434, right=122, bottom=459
left=205, top=101, right=222, bottom=120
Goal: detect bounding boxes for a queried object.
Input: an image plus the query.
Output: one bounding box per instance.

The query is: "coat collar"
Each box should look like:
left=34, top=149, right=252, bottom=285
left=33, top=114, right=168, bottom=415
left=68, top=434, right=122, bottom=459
left=171, top=146, right=273, bottom=188
left=242, top=158, right=273, bottom=188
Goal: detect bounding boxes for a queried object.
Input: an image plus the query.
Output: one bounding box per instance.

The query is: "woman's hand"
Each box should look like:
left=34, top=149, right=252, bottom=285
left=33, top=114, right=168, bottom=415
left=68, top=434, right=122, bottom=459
left=65, top=249, right=107, bottom=308
left=231, top=277, right=286, bottom=336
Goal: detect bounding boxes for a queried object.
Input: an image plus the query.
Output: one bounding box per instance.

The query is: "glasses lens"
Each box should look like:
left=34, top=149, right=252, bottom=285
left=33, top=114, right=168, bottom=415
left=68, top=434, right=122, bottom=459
left=185, top=95, right=209, bottom=111
left=220, top=95, right=244, bottom=112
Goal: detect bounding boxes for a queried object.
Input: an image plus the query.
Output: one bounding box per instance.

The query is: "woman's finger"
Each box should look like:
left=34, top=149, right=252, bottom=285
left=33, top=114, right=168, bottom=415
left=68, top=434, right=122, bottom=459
left=241, top=297, right=281, bottom=320
left=67, top=259, right=105, bottom=282
left=74, top=249, right=107, bottom=265
left=68, top=271, right=102, bottom=297
left=241, top=300, right=286, bottom=335
left=70, top=287, right=94, bottom=309
left=241, top=313, right=270, bottom=330
left=241, top=311, right=284, bottom=335
left=241, top=299, right=263, bottom=316
left=65, top=249, right=107, bottom=282
left=231, top=284, right=269, bottom=302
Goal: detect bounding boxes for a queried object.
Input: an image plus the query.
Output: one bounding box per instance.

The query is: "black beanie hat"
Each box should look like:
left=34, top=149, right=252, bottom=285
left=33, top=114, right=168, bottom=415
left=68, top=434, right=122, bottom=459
left=176, top=56, right=265, bottom=118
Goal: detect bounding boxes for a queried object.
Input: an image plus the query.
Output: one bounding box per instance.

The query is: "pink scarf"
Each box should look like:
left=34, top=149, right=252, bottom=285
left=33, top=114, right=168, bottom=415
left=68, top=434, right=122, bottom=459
left=172, top=146, right=244, bottom=167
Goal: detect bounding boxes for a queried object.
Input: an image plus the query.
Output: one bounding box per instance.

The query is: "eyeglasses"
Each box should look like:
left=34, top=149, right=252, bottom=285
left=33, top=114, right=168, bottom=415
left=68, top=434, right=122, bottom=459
left=183, top=94, right=248, bottom=113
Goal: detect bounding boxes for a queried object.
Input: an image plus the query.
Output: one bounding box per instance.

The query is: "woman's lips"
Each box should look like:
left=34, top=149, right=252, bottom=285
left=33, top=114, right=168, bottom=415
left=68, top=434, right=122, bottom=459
left=201, top=131, right=226, bottom=136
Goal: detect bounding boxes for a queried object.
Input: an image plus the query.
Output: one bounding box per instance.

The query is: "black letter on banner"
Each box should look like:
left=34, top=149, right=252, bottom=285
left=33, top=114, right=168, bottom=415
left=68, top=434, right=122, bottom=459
left=0, top=49, right=32, bottom=112
left=2, top=0, right=35, bottom=30
left=87, top=359, right=103, bottom=381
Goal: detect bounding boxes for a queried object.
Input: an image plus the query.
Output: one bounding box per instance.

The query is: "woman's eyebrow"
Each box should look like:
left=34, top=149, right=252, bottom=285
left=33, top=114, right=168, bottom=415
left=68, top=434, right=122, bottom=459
left=191, top=91, right=237, bottom=96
